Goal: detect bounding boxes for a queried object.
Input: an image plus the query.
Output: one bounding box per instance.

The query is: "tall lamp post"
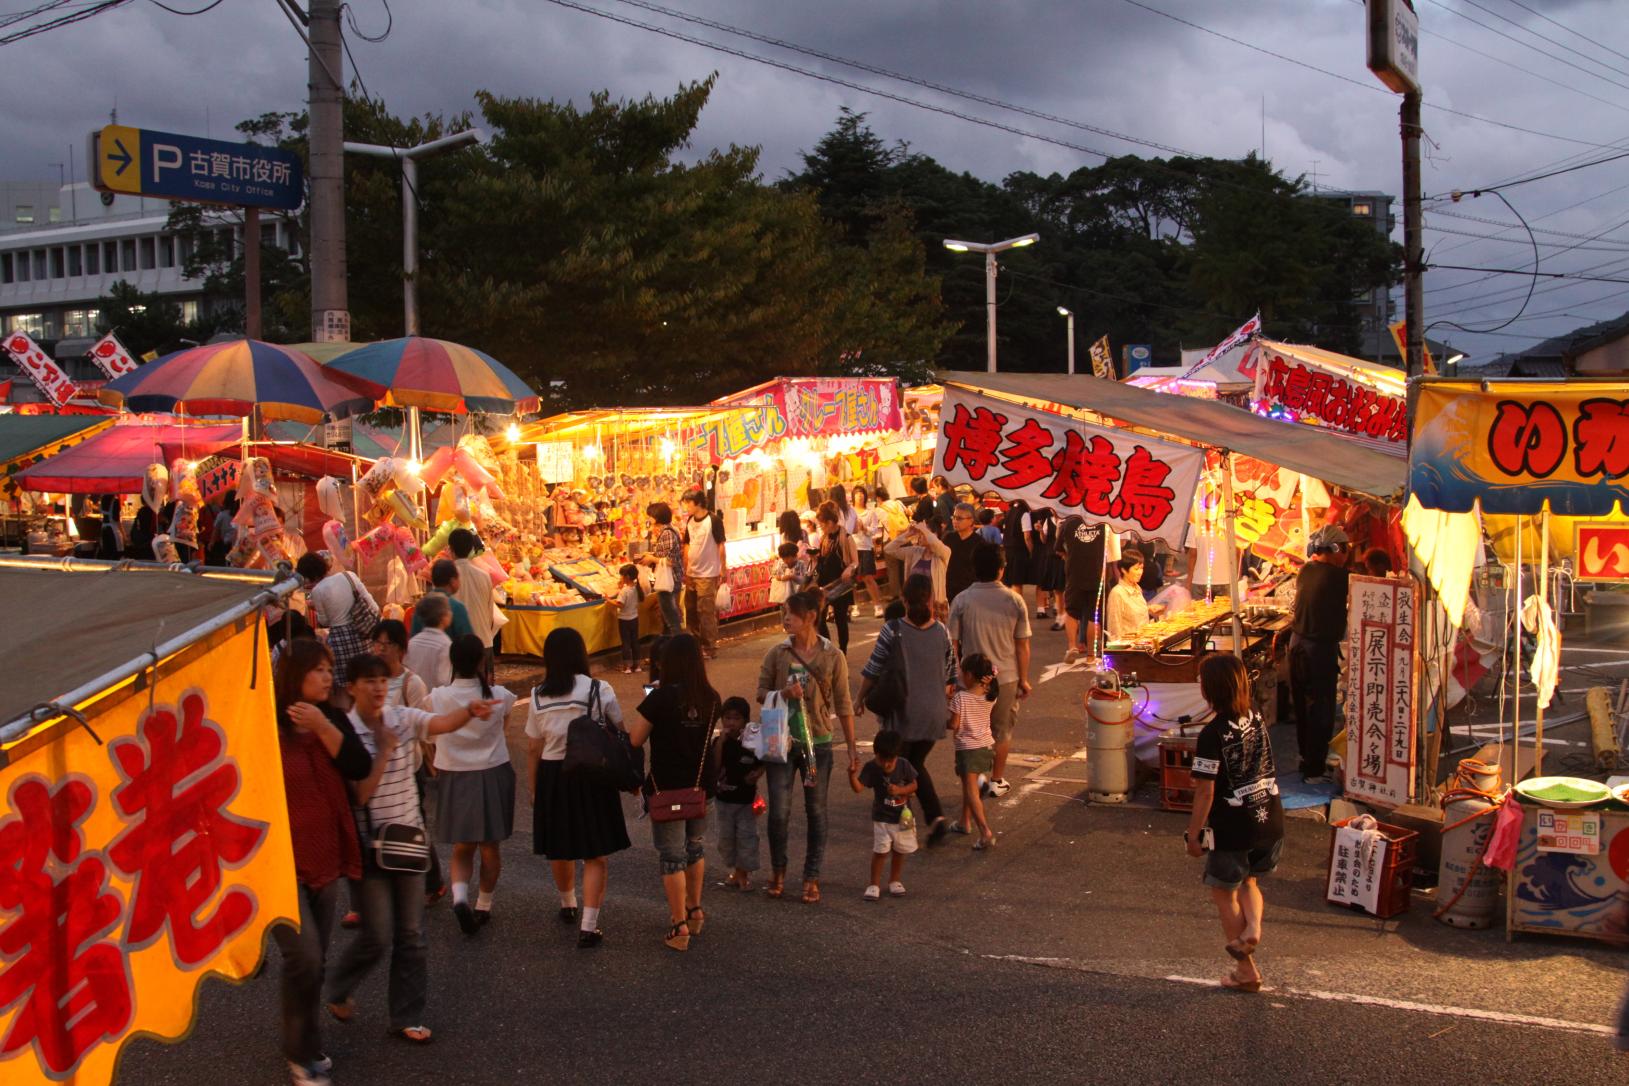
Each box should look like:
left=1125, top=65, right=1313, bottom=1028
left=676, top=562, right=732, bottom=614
left=942, top=233, right=1040, bottom=373
left=1057, top=306, right=1075, bottom=375
left=343, top=129, right=484, bottom=463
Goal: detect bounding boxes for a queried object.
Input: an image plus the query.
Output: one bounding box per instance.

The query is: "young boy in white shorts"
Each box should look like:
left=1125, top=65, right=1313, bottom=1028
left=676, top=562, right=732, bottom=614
left=850, top=728, right=919, bottom=899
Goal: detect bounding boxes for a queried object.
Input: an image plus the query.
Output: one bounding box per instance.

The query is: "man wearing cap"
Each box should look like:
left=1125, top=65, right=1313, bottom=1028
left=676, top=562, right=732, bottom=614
left=1290, top=525, right=1351, bottom=783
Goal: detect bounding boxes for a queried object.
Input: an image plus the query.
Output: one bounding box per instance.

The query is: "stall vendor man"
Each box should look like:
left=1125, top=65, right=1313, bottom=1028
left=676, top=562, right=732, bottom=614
left=1290, top=525, right=1350, bottom=784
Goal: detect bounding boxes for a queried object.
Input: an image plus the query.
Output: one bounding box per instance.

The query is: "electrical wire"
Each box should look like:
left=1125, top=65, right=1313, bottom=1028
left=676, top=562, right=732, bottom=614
left=0, top=0, right=126, bottom=44
left=146, top=0, right=223, bottom=14
left=1427, top=147, right=1629, bottom=200
left=1425, top=191, right=1539, bottom=336
left=0, top=0, right=84, bottom=30
left=1430, top=263, right=1629, bottom=285
left=341, top=0, right=388, bottom=42
left=1501, top=0, right=1629, bottom=66
left=1425, top=0, right=1629, bottom=84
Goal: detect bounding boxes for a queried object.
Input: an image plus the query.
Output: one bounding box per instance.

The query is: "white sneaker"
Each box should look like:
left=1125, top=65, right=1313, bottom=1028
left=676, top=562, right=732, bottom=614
left=312, top=1056, right=333, bottom=1075
left=873, top=605, right=884, bottom=618
left=863, top=884, right=881, bottom=900
left=1036, top=609, right=1048, bottom=619
left=987, top=778, right=1012, bottom=797
left=889, top=881, right=907, bottom=897
left=289, top=1061, right=332, bottom=1086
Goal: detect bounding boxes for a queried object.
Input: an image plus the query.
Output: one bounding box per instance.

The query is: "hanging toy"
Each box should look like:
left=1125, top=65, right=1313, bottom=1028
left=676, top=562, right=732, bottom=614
left=168, top=458, right=202, bottom=550
left=239, top=455, right=276, bottom=500
left=450, top=447, right=500, bottom=498
left=153, top=533, right=180, bottom=565
left=473, top=551, right=508, bottom=586
left=418, top=445, right=456, bottom=489
left=384, top=489, right=428, bottom=532
left=142, top=463, right=169, bottom=514
left=389, top=524, right=429, bottom=577
left=356, top=457, right=396, bottom=507
left=316, top=475, right=346, bottom=521
left=322, top=520, right=352, bottom=568
left=422, top=516, right=474, bottom=559
left=391, top=457, right=426, bottom=496
left=352, top=523, right=396, bottom=565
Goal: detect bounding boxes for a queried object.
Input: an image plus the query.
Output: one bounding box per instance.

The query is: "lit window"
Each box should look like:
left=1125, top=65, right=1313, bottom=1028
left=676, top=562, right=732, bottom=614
left=14, top=205, right=32, bottom=223
left=48, top=207, right=61, bottom=222
left=180, top=299, right=200, bottom=323
left=1353, top=202, right=1372, bottom=216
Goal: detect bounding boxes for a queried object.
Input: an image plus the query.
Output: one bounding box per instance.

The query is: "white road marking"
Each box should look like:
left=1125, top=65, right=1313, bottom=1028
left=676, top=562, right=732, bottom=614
left=1039, top=659, right=1091, bottom=684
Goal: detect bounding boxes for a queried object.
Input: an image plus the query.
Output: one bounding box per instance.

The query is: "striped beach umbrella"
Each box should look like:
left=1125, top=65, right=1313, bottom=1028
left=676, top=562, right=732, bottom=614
left=322, top=337, right=539, bottom=415
left=99, top=339, right=373, bottom=423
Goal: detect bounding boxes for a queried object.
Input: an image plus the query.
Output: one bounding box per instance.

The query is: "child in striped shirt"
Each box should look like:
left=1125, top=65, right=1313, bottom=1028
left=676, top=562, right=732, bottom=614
left=948, top=653, right=998, bottom=850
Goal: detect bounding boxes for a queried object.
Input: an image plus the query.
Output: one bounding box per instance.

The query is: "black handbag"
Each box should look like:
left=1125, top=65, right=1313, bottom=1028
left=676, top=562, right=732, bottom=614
left=863, top=619, right=908, bottom=719
left=362, top=810, right=431, bottom=874
left=562, top=680, right=644, bottom=791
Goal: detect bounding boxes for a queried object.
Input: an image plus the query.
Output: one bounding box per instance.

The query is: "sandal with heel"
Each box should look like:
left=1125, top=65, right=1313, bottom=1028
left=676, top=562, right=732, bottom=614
left=686, top=905, right=706, bottom=937
left=663, top=921, right=691, bottom=952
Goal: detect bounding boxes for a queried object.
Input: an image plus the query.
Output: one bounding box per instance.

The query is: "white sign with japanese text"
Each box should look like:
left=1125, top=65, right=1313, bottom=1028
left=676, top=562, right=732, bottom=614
left=1327, top=824, right=1387, bottom=914
left=2, top=330, right=76, bottom=406
left=934, top=386, right=1204, bottom=548
left=1344, top=575, right=1417, bottom=808
left=88, top=332, right=140, bottom=379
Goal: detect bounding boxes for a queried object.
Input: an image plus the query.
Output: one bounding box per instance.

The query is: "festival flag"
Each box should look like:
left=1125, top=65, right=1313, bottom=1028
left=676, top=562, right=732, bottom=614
left=2, top=331, right=76, bottom=407
left=1088, top=335, right=1115, bottom=380
left=88, top=332, right=141, bottom=379
left=1179, top=312, right=1261, bottom=380
left=1388, top=319, right=1436, bottom=375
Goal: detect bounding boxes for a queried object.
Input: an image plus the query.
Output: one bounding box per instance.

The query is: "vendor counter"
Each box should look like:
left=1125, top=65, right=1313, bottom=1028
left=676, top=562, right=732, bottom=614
left=1508, top=803, right=1629, bottom=945
left=500, top=591, right=664, bottom=658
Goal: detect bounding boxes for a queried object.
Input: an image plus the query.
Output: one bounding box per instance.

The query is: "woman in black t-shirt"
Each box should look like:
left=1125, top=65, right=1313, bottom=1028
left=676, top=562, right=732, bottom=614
left=628, top=634, right=720, bottom=952
left=1184, top=653, right=1284, bottom=994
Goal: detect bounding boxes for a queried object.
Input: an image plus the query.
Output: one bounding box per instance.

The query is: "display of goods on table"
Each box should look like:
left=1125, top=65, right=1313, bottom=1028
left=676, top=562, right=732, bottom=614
left=1112, top=598, right=1234, bottom=652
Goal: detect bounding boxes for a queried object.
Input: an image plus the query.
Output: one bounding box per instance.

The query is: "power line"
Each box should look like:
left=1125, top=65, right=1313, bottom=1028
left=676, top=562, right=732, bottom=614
left=1420, top=0, right=1629, bottom=93
left=341, top=0, right=389, bottom=43
left=1428, top=147, right=1629, bottom=199
left=1500, top=0, right=1629, bottom=66
left=1429, top=0, right=1629, bottom=83
left=1425, top=220, right=1629, bottom=254
left=1427, top=206, right=1629, bottom=247
left=146, top=0, right=223, bottom=14
left=1424, top=189, right=1540, bottom=336
left=1120, top=0, right=1624, bottom=149
left=0, top=0, right=126, bottom=44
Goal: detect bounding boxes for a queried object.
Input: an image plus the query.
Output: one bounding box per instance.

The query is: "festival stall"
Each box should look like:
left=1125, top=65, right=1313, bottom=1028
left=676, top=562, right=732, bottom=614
left=0, top=558, right=298, bottom=1086
left=1248, top=339, right=1410, bottom=456
left=0, top=413, right=117, bottom=544
left=1408, top=378, right=1629, bottom=942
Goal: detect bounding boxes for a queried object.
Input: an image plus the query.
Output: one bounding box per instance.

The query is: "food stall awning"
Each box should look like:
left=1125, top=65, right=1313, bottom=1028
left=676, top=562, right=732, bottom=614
left=13, top=422, right=241, bottom=493
left=0, top=413, right=114, bottom=472
left=943, top=372, right=1406, bottom=501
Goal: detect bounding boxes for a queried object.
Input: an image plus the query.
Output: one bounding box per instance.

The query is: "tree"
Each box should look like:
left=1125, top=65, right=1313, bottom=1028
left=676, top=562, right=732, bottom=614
left=93, top=281, right=228, bottom=358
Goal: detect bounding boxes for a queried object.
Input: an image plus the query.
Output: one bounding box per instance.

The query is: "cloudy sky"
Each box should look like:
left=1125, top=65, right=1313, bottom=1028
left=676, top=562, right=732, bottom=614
left=5, top=0, right=1628, bottom=364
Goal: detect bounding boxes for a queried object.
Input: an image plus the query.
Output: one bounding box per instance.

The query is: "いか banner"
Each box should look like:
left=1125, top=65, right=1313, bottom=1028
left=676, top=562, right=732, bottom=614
left=934, top=386, right=1203, bottom=548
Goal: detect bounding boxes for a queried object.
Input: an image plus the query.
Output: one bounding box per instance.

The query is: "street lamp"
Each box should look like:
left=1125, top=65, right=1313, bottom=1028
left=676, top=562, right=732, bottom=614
left=1056, top=306, right=1075, bottom=375
left=942, top=233, right=1040, bottom=373
left=344, top=128, right=484, bottom=461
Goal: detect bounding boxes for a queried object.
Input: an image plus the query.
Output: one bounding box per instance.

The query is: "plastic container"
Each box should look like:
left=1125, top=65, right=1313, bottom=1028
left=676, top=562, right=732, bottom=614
left=1326, top=817, right=1419, bottom=919
left=1158, top=734, right=1197, bottom=812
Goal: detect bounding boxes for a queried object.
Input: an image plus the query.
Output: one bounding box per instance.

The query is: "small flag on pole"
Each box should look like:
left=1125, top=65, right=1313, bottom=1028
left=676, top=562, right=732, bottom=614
left=1088, top=335, right=1115, bottom=379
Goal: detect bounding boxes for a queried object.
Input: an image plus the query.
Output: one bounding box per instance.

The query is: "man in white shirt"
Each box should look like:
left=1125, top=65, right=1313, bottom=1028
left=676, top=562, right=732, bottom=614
left=406, top=592, right=455, bottom=690
left=447, top=528, right=495, bottom=671
left=680, top=490, right=726, bottom=659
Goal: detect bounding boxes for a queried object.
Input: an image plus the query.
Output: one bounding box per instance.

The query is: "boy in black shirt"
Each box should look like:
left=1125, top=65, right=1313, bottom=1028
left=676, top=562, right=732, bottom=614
left=851, top=729, right=918, bottom=900
left=715, top=697, right=763, bottom=890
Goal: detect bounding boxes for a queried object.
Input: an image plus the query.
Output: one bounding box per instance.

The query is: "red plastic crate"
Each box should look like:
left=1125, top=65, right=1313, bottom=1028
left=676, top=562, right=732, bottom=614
left=1325, top=818, right=1418, bottom=919
left=1158, top=735, right=1197, bottom=812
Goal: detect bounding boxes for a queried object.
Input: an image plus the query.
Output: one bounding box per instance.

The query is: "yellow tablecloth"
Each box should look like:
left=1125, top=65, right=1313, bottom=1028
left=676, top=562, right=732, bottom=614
left=501, top=592, right=663, bottom=658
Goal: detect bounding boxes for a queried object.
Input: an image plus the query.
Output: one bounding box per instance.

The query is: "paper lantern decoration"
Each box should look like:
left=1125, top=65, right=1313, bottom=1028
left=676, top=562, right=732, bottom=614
left=353, top=523, right=395, bottom=564
left=142, top=463, right=169, bottom=514
left=418, top=445, right=456, bottom=489
left=322, top=520, right=352, bottom=568
left=390, top=524, right=428, bottom=576
left=384, top=489, right=427, bottom=532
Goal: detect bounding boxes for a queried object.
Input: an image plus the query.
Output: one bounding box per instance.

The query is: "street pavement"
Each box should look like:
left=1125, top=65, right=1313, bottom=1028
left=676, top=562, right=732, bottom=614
left=118, top=610, right=1627, bottom=1085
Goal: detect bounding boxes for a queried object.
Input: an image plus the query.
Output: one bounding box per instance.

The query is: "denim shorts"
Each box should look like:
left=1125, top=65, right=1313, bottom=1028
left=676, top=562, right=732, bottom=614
left=1202, top=838, right=1283, bottom=890
left=650, top=807, right=709, bottom=875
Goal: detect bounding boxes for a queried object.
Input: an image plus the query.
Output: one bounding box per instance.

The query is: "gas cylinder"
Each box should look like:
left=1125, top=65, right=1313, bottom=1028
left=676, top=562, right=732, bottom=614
left=1085, top=679, right=1135, bottom=803
left=1435, top=759, right=1504, bottom=929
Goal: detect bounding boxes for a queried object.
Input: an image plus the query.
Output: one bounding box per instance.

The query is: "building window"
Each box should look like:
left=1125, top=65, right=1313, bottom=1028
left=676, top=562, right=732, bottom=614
left=6, top=313, right=45, bottom=336
left=62, top=308, right=98, bottom=337
left=14, top=252, right=28, bottom=282
left=138, top=237, right=155, bottom=270
left=49, top=247, right=65, bottom=278
left=1353, top=202, right=1372, bottom=216
left=48, top=207, right=61, bottom=223
left=104, top=241, right=119, bottom=272
left=159, top=235, right=175, bottom=268
left=1, top=253, right=11, bottom=284
left=68, top=246, right=82, bottom=276
left=14, top=205, right=32, bottom=223
left=85, top=245, right=98, bottom=275
left=121, top=239, right=136, bottom=272
left=180, top=299, right=200, bottom=324
left=32, top=251, right=45, bottom=279
left=178, top=235, right=193, bottom=266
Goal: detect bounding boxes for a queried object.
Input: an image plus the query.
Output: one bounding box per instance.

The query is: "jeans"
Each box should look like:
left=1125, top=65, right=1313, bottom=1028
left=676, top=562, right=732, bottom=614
left=766, top=743, right=832, bottom=880
left=901, top=738, right=944, bottom=825
left=650, top=806, right=710, bottom=875
left=1290, top=634, right=1341, bottom=777
left=716, top=799, right=760, bottom=872
left=273, top=880, right=340, bottom=1065
left=325, top=867, right=428, bottom=1031
left=619, top=617, right=641, bottom=667
left=656, top=589, right=682, bottom=636
left=817, top=595, right=852, bottom=653
left=685, top=575, right=721, bottom=652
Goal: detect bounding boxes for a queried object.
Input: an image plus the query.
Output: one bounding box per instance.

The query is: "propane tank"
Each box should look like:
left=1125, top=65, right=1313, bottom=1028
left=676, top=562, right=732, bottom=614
left=1085, top=673, right=1135, bottom=803
left=1435, top=759, right=1504, bottom=929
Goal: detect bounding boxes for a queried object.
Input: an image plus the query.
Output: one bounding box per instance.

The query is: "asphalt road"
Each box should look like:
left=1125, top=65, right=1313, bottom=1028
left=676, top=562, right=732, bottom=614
left=117, top=610, right=1628, bottom=1085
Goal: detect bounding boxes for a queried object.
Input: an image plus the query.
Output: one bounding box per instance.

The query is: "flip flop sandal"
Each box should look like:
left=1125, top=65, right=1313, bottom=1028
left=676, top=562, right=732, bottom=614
left=1219, top=974, right=1263, bottom=993
left=801, top=881, right=821, bottom=905
left=765, top=876, right=786, bottom=899
left=395, top=1026, right=433, bottom=1044
left=325, top=1000, right=355, bottom=1023
left=1225, top=937, right=1260, bottom=962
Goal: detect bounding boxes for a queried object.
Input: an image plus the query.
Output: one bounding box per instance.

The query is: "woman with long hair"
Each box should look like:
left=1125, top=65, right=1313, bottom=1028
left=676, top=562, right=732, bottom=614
left=271, top=639, right=372, bottom=1086
left=813, top=501, right=860, bottom=653
left=756, top=589, right=858, bottom=904
left=829, top=483, right=857, bottom=535
left=628, top=634, right=721, bottom=951
left=643, top=502, right=684, bottom=635
left=856, top=573, right=955, bottom=845
left=884, top=503, right=951, bottom=620
left=524, top=627, right=631, bottom=949
left=1184, top=653, right=1284, bottom=993
left=851, top=484, right=886, bottom=618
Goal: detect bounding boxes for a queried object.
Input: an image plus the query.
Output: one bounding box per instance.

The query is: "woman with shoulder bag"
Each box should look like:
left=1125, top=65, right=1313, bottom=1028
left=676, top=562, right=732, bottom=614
left=856, top=574, right=957, bottom=846
left=298, top=552, right=380, bottom=693
left=813, top=501, right=859, bottom=653
left=643, top=502, right=684, bottom=635
left=272, top=639, right=373, bottom=1086
left=627, top=634, right=721, bottom=952
left=754, top=590, right=859, bottom=905
left=524, top=627, right=631, bottom=949
left=323, top=655, right=495, bottom=1045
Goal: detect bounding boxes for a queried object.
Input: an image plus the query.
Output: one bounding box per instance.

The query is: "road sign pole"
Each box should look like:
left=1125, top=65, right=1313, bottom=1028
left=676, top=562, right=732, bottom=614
left=244, top=205, right=262, bottom=341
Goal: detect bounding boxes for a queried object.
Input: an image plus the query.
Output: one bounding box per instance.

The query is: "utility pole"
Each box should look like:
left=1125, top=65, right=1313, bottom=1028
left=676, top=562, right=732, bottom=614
left=307, top=0, right=348, bottom=342
left=1401, top=91, right=1424, bottom=379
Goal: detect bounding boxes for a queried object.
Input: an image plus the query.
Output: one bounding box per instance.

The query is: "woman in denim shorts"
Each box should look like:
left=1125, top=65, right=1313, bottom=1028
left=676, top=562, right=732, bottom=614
left=630, top=634, right=720, bottom=952
left=1184, top=653, right=1284, bottom=994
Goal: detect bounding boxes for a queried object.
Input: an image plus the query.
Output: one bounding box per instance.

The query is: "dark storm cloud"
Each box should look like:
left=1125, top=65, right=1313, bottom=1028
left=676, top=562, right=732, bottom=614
left=3, top=0, right=1626, bottom=361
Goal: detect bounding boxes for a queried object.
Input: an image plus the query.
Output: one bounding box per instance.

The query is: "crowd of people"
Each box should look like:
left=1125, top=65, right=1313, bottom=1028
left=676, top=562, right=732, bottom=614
left=268, top=474, right=1309, bottom=1086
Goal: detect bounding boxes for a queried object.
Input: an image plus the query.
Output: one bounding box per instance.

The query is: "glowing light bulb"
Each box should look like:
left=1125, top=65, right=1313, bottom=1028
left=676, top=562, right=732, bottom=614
left=506, top=423, right=521, bottom=443
left=659, top=438, right=677, bottom=461
left=583, top=443, right=603, bottom=461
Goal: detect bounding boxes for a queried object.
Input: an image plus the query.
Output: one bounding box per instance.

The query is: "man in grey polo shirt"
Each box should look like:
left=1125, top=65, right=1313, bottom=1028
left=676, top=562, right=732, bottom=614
left=947, top=542, right=1033, bottom=798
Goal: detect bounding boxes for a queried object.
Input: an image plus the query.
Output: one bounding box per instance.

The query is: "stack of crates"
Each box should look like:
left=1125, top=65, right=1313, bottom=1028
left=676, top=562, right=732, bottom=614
left=1158, top=734, right=1198, bottom=812
left=1325, top=818, right=1420, bottom=919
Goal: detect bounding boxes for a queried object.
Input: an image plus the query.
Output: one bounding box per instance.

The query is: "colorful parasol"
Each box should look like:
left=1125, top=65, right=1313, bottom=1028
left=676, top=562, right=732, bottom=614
left=99, top=339, right=374, bottom=424
left=321, top=337, right=539, bottom=414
